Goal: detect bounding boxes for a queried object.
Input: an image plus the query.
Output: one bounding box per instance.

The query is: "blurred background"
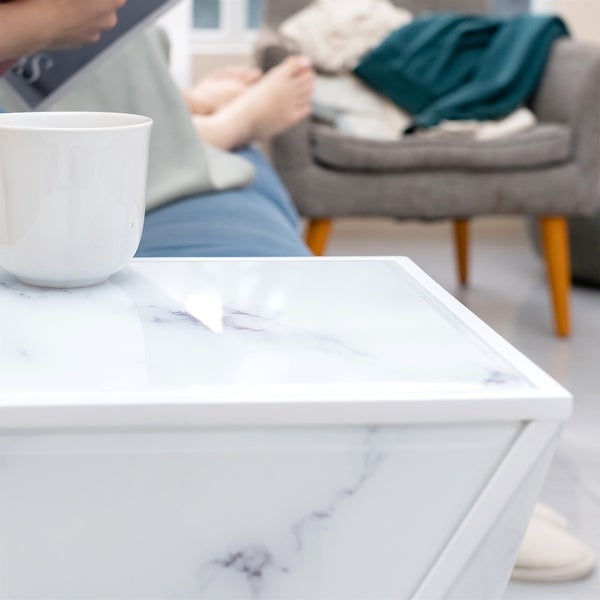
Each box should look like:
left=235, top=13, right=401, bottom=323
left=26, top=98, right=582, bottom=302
left=158, top=0, right=600, bottom=87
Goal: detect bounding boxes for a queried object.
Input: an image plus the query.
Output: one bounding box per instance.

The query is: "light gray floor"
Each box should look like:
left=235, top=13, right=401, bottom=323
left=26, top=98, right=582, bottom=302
left=325, top=216, right=600, bottom=600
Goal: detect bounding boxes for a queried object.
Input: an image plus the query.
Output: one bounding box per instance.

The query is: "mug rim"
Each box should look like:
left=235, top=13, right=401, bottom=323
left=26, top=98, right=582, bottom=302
left=0, top=111, right=153, bottom=132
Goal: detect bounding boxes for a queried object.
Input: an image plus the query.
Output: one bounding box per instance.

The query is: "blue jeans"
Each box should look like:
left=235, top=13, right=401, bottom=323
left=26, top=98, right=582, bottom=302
left=136, top=147, right=311, bottom=257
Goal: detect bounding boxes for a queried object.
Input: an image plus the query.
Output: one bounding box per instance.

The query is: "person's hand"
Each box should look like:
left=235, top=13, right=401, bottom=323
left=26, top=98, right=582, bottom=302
left=32, top=0, right=127, bottom=49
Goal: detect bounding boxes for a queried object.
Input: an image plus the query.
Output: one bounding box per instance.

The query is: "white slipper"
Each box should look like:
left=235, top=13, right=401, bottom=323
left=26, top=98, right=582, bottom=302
left=511, top=512, right=597, bottom=582
left=532, top=502, right=569, bottom=530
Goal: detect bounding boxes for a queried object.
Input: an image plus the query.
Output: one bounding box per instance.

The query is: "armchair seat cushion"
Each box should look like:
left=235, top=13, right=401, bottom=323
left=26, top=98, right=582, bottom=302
left=310, top=122, right=573, bottom=172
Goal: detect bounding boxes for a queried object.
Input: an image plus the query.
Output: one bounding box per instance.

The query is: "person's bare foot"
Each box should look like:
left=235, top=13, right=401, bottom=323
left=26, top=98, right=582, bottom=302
left=210, top=66, right=262, bottom=85
left=240, top=56, right=314, bottom=141
left=186, top=66, right=262, bottom=115
left=192, top=56, right=315, bottom=151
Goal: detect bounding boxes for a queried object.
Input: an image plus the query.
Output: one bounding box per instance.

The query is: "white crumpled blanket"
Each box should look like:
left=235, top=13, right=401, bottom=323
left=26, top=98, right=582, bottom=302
left=313, top=75, right=537, bottom=141
left=281, top=1, right=537, bottom=141
left=279, top=0, right=413, bottom=74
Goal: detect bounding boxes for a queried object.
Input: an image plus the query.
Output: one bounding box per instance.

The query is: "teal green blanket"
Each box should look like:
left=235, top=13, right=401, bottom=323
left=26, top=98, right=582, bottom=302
left=353, top=14, right=569, bottom=130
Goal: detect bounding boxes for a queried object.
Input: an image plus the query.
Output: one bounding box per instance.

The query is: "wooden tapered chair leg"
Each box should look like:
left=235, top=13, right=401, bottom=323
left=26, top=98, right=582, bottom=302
left=453, top=219, right=470, bottom=286
left=540, top=216, right=571, bottom=337
left=305, top=218, right=332, bottom=256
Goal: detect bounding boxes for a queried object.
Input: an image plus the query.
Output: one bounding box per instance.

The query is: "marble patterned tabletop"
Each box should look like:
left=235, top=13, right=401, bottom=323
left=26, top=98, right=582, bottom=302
left=0, top=258, right=571, bottom=428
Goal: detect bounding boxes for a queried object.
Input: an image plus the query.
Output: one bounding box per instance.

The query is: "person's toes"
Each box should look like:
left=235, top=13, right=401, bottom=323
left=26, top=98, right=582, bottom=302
left=295, top=79, right=315, bottom=101
left=292, top=69, right=314, bottom=87
left=295, top=82, right=314, bottom=100
left=278, top=55, right=312, bottom=77
left=293, top=56, right=313, bottom=72
left=295, top=98, right=312, bottom=114
left=242, top=67, right=262, bottom=84
left=294, top=104, right=312, bottom=122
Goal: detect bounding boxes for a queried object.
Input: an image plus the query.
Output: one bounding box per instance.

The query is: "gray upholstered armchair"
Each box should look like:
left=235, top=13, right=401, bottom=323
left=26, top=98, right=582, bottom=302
left=256, top=0, right=600, bottom=337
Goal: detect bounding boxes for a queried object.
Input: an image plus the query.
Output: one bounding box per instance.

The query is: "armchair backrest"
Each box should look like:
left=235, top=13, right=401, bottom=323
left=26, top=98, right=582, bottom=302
left=265, top=0, right=490, bottom=28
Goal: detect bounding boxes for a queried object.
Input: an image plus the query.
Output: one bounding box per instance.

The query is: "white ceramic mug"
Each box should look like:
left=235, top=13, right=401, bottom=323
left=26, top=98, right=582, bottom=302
left=0, top=111, right=152, bottom=288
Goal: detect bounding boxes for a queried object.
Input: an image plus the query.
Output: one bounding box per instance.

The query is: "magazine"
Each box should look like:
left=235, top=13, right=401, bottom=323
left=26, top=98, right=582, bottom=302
left=0, top=0, right=181, bottom=109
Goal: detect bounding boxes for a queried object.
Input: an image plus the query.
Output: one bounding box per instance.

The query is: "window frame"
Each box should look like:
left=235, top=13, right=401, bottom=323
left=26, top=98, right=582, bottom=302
left=191, top=0, right=260, bottom=55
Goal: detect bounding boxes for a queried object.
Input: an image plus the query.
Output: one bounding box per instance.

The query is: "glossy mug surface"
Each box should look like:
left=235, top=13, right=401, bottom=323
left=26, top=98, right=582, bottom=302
left=0, top=112, right=152, bottom=287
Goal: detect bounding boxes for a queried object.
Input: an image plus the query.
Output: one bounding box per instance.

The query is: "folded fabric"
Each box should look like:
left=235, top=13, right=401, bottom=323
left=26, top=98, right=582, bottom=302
left=312, top=75, right=536, bottom=141
left=415, top=107, right=537, bottom=141
left=43, top=28, right=255, bottom=211
left=312, top=74, right=410, bottom=140
left=279, top=0, right=412, bottom=74
left=354, top=13, right=569, bottom=130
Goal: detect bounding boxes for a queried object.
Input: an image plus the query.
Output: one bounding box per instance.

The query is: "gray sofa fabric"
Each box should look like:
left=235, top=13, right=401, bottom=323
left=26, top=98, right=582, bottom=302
left=275, top=162, right=588, bottom=220
left=529, top=38, right=600, bottom=215
left=311, top=123, right=573, bottom=171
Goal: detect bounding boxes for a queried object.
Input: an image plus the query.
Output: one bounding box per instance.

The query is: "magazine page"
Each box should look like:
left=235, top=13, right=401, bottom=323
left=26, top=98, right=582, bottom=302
left=0, top=0, right=182, bottom=109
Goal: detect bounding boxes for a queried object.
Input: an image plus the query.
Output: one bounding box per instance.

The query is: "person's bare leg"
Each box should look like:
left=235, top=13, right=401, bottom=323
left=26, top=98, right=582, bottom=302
left=183, top=66, right=262, bottom=115
left=192, top=56, right=314, bottom=150
left=211, top=66, right=262, bottom=84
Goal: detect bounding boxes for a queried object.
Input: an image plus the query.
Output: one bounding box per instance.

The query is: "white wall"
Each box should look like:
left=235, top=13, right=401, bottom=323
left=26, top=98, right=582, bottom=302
left=532, top=0, right=600, bottom=43
left=157, top=0, right=193, bottom=87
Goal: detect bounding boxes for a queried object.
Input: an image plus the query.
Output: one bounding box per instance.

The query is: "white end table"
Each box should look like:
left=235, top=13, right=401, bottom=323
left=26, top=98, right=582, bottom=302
left=0, top=258, right=571, bottom=599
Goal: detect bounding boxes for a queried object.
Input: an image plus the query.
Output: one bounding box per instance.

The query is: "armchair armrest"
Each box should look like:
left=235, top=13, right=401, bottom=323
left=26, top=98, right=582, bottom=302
left=531, top=39, right=600, bottom=125
left=531, top=39, right=600, bottom=205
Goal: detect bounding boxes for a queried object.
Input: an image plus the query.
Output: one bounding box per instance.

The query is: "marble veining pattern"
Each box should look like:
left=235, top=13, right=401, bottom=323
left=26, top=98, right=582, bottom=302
left=205, top=545, right=289, bottom=593
left=196, top=426, right=386, bottom=597
left=0, top=260, right=532, bottom=403
left=0, top=422, right=522, bottom=599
